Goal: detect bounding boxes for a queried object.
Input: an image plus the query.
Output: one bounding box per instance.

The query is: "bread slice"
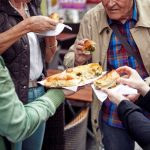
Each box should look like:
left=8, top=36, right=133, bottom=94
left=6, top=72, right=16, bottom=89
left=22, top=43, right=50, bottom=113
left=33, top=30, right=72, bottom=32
left=94, top=70, right=120, bottom=89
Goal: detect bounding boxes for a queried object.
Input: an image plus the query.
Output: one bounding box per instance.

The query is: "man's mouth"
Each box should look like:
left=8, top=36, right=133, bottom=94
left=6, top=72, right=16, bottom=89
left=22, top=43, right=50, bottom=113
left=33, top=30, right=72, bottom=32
left=109, top=9, right=119, bottom=13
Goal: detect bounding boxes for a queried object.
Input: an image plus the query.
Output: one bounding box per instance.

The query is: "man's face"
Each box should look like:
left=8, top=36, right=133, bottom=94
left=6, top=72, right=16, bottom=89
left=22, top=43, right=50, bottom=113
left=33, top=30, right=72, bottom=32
left=101, top=0, right=134, bottom=22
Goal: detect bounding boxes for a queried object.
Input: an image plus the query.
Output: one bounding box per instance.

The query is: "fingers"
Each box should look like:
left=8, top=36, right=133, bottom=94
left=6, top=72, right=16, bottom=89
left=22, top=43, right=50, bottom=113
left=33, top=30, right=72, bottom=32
left=101, top=88, right=109, bottom=94
left=125, top=94, right=140, bottom=102
left=116, top=66, right=132, bottom=76
left=117, top=78, right=134, bottom=87
left=28, top=16, right=58, bottom=32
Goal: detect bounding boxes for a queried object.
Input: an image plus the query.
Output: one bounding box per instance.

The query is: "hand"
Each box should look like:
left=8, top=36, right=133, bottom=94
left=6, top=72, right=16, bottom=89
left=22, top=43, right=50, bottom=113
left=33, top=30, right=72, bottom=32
left=74, top=39, right=92, bottom=65
left=116, top=66, right=150, bottom=96
left=25, top=16, right=58, bottom=33
left=62, top=89, right=75, bottom=96
left=101, top=88, right=128, bottom=105
left=125, top=93, right=140, bottom=103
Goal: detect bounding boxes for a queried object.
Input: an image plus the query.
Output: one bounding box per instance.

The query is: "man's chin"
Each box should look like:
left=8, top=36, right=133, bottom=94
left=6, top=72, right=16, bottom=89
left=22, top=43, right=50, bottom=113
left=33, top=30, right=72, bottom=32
left=107, top=14, right=123, bottom=22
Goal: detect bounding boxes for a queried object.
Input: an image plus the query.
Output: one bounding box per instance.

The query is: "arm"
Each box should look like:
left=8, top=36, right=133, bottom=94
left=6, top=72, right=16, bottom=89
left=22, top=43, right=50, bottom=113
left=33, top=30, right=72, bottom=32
left=136, top=90, right=150, bottom=112
left=63, top=12, right=92, bottom=68
left=0, top=56, right=64, bottom=142
left=118, top=100, right=150, bottom=149
left=45, top=36, right=58, bottom=63
left=0, top=16, right=58, bottom=54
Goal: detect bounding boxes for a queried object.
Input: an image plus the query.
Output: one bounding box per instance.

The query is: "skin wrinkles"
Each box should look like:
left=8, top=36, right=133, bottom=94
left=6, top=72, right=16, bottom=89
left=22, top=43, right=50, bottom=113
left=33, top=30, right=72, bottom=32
left=101, top=0, right=134, bottom=23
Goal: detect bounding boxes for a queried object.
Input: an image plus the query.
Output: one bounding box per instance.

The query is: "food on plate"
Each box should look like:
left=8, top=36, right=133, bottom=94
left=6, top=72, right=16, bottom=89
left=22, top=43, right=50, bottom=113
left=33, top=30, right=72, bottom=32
left=82, top=39, right=96, bottom=54
left=94, top=70, right=120, bottom=89
left=49, top=12, right=60, bottom=21
left=66, top=63, right=103, bottom=81
left=44, top=72, right=81, bottom=87
left=43, top=63, right=103, bottom=88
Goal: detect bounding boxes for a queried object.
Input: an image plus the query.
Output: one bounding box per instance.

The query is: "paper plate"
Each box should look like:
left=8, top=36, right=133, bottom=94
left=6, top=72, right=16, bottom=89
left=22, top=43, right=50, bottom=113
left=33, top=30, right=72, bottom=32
left=37, top=23, right=72, bottom=36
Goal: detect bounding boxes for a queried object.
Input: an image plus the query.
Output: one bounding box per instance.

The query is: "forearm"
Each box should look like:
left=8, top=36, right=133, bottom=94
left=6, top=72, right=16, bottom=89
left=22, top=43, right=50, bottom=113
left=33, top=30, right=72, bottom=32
left=45, top=36, right=57, bottom=63
left=63, top=45, right=76, bottom=68
left=118, top=100, right=150, bottom=148
left=0, top=20, right=30, bottom=54
left=136, top=90, right=150, bottom=112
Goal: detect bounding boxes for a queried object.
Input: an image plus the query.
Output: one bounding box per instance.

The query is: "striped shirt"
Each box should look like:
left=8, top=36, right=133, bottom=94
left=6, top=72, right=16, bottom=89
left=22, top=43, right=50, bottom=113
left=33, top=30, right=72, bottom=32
left=102, top=0, right=149, bottom=128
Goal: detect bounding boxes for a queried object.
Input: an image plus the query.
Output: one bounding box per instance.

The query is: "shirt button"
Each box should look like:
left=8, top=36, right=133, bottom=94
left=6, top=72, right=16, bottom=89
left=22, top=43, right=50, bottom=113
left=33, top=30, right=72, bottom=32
left=25, top=65, right=28, bottom=68
left=23, top=86, right=27, bottom=89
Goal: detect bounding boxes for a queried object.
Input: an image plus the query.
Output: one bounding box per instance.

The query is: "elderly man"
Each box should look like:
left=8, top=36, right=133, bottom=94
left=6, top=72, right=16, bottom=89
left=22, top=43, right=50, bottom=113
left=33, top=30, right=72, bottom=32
left=64, top=0, right=150, bottom=149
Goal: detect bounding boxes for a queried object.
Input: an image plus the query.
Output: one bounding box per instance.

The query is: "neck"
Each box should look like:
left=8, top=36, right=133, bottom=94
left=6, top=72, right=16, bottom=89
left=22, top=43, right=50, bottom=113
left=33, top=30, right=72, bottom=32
left=9, top=0, right=23, bottom=9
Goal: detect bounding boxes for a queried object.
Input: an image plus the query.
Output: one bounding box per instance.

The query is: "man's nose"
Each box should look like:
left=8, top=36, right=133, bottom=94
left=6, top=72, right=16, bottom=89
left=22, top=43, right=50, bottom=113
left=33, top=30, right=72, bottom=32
left=107, top=0, right=116, bottom=7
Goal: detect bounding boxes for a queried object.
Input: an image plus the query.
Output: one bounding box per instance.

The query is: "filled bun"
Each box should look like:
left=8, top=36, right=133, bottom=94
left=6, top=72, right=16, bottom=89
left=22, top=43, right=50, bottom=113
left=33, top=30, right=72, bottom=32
left=82, top=39, right=96, bottom=55
left=49, top=12, right=60, bottom=21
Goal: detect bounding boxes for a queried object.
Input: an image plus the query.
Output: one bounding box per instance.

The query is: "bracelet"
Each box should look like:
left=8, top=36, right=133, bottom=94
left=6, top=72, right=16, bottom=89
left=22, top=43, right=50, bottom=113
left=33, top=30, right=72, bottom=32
left=46, top=40, right=58, bottom=49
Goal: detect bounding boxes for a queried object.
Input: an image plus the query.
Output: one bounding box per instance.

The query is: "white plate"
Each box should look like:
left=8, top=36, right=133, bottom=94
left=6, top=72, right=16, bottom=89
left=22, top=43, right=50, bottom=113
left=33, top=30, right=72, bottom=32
left=37, top=23, right=72, bottom=36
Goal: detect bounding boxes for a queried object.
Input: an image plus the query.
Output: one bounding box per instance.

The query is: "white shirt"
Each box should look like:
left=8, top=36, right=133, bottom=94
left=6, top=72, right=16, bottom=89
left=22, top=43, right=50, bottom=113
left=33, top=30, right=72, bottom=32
left=27, top=32, right=43, bottom=80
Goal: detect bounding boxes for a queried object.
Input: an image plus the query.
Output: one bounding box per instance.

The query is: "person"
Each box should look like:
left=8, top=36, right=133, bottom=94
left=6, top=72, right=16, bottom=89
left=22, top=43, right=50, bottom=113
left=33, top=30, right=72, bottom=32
left=0, top=55, right=71, bottom=150
left=63, top=0, right=150, bottom=149
left=0, top=0, right=60, bottom=150
left=0, top=5, right=74, bottom=150
left=101, top=66, right=150, bottom=150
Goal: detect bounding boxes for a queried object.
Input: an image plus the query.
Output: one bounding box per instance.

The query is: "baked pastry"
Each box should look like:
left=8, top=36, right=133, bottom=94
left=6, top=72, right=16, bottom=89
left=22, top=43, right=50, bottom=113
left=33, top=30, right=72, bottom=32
left=66, top=63, right=103, bottom=81
left=82, top=39, right=96, bottom=54
left=44, top=63, right=103, bottom=88
left=44, top=72, right=81, bottom=88
left=94, top=70, right=120, bottom=89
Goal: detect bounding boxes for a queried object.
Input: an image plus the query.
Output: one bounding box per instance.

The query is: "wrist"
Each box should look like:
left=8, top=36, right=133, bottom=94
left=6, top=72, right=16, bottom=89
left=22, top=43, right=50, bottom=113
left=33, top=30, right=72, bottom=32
left=46, top=40, right=58, bottom=50
left=139, top=83, right=150, bottom=96
left=116, top=96, right=128, bottom=106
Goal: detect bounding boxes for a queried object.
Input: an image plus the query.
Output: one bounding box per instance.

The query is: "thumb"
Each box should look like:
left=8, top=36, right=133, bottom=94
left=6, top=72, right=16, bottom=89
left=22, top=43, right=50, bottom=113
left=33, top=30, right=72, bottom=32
left=101, top=88, right=109, bottom=94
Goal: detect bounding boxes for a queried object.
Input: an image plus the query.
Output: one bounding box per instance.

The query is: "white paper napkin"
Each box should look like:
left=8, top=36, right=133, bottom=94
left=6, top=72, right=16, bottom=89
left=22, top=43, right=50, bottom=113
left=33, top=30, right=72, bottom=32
left=37, top=23, right=72, bottom=36
left=91, top=84, right=138, bottom=102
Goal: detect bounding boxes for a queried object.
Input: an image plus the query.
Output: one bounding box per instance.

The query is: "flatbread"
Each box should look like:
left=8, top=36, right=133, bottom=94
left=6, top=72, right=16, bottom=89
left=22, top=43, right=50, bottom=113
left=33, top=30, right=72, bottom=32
left=66, top=63, right=103, bottom=81
left=44, top=63, right=103, bottom=88
left=94, top=70, right=120, bottom=89
left=44, top=72, right=81, bottom=88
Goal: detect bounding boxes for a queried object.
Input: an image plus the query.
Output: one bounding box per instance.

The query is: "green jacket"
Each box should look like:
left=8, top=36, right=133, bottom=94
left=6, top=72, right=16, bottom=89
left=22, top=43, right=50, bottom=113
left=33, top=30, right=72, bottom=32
left=0, top=56, right=65, bottom=150
left=64, top=0, right=150, bottom=149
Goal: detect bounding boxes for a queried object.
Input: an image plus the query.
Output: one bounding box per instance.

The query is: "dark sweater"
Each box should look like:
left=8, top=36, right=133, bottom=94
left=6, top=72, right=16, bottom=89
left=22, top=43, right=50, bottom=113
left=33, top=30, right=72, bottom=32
left=118, top=90, right=150, bottom=149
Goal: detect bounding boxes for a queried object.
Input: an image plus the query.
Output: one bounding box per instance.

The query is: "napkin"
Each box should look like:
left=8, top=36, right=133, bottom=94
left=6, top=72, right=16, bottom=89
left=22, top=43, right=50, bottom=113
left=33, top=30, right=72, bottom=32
left=91, top=84, right=138, bottom=102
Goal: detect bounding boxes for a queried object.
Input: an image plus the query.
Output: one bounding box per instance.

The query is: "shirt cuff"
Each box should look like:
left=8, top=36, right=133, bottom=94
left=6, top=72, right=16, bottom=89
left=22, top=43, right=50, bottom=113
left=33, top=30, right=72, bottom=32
left=45, top=89, right=65, bottom=108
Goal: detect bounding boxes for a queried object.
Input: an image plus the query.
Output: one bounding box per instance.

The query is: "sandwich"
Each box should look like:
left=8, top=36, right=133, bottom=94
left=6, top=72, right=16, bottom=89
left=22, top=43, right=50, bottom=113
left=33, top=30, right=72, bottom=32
left=82, top=39, right=96, bottom=54
left=94, top=70, right=120, bottom=89
left=49, top=12, right=60, bottom=21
